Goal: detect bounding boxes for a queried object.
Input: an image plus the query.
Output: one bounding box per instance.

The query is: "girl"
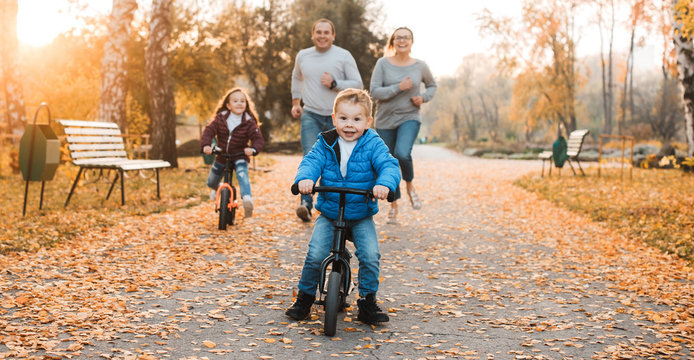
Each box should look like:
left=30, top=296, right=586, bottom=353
left=201, top=88, right=265, bottom=218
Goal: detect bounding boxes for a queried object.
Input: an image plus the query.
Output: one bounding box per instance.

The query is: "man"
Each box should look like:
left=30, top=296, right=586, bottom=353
left=291, top=18, right=363, bottom=222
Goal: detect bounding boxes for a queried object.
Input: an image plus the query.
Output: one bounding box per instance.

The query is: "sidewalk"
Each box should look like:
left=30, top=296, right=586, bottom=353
left=0, top=145, right=692, bottom=359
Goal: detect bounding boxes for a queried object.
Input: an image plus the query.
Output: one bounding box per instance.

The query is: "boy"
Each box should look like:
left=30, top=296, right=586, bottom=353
left=286, top=88, right=401, bottom=325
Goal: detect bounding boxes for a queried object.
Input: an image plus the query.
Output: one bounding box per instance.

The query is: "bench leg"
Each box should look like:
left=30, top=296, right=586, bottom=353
left=576, top=160, right=585, bottom=176
left=156, top=169, right=161, bottom=199
left=106, top=171, right=119, bottom=202
left=541, top=160, right=546, bottom=177
left=567, top=159, right=577, bottom=175
left=65, top=167, right=84, bottom=207
left=120, top=169, right=125, bottom=205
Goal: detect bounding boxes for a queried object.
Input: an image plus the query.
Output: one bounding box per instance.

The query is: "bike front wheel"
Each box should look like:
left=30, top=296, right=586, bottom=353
left=324, top=270, right=342, bottom=337
left=218, top=188, right=232, bottom=230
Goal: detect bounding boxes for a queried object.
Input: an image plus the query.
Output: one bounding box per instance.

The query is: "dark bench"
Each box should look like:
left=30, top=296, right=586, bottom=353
left=539, top=129, right=590, bottom=176
left=59, top=119, right=171, bottom=206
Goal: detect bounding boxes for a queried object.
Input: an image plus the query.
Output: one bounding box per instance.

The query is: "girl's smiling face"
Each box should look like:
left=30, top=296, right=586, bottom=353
left=226, top=91, right=247, bottom=115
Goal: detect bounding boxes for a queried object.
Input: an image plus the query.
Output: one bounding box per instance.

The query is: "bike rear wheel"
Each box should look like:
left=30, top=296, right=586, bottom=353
left=218, top=188, right=232, bottom=230
left=324, top=270, right=342, bottom=337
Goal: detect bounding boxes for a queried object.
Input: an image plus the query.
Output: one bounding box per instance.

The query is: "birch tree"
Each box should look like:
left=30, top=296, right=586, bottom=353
left=672, top=0, right=694, bottom=156
left=0, top=0, right=26, bottom=134
left=146, top=0, right=177, bottom=167
left=97, top=0, right=138, bottom=131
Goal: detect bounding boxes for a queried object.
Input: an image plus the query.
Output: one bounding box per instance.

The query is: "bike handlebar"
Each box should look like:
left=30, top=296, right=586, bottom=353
left=209, top=146, right=246, bottom=158
left=291, top=183, right=395, bottom=202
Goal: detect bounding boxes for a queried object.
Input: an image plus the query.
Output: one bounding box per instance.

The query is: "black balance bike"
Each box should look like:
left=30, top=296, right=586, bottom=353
left=211, top=147, right=247, bottom=230
left=291, top=184, right=393, bottom=336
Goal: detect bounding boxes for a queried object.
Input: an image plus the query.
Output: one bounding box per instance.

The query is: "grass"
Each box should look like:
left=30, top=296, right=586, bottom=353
left=515, top=166, right=694, bottom=263
left=0, top=155, right=273, bottom=253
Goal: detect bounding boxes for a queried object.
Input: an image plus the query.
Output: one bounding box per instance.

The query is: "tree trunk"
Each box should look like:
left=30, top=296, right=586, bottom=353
left=598, top=0, right=615, bottom=135
left=98, top=0, right=138, bottom=131
left=673, top=0, right=694, bottom=156
left=0, top=0, right=26, bottom=135
left=621, top=26, right=636, bottom=134
left=146, top=0, right=177, bottom=167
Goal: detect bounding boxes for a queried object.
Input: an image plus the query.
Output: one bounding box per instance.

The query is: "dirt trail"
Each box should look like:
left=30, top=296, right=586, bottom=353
left=1, top=145, right=692, bottom=359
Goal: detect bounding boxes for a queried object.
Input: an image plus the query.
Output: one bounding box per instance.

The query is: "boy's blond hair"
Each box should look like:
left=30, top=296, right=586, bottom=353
left=333, top=88, right=373, bottom=118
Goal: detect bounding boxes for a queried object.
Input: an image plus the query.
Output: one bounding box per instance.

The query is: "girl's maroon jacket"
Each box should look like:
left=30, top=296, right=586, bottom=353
left=200, top=111, right=265, bottom=163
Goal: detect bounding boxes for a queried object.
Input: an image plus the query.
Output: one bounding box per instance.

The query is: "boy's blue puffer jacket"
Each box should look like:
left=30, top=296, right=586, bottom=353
left=295, top=128, right=401, bottom=220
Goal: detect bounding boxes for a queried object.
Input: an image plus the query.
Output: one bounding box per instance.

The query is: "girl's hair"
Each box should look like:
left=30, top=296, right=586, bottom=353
left=333, top=88, right=373, bottom=118
left=385, top=27, right=414, bottom=57
left=213, top=87, right=261, bottom=126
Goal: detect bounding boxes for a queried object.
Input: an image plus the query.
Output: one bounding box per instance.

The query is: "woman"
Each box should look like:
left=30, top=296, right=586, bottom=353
left=370, top=27, right=437, bottom=224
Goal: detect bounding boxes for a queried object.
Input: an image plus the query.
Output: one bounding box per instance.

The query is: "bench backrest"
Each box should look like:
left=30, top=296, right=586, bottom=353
left=58, top=120, right=128, bottom=162
left=567, top=129, right=589, bottom=157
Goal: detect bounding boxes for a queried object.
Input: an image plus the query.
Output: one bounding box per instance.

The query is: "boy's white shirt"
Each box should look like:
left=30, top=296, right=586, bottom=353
left=337, top=136, right=357, bottom=178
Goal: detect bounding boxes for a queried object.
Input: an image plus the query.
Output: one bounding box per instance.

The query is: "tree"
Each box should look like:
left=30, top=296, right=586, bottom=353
left=146, top=0, right=177, bottom=167
left=672, top=0, right=694, bottom=156
left=596, top=0, right=615, bottom=135
left=98, top=0, right=138, bottom=131
left=0, top=0, right=26, bottom=134
left=478, top=0, right=582, bottom=136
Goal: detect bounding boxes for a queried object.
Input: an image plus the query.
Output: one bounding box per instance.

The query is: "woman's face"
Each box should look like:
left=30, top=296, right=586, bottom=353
left=391, top=29, right=412, bottom=55
left=226, top=91, right=247, bottom=115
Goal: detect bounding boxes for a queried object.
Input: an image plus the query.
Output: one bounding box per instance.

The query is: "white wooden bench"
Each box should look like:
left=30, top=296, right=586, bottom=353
left=58, top=119, right=171, bottom=206
left=539, top=129, right=590, bottom=176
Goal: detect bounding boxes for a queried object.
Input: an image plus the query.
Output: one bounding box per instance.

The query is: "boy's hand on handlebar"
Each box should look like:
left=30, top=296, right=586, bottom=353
left=372, top=185, right=389, bottom=200
left=298, top=179, right=314, bottom=194
left=203, top=145, right=212, bottom=155
left=244, top=147, right=255, bottom=156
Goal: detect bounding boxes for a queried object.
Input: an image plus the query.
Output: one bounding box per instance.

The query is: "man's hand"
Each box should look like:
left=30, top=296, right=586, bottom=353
left=410, top=96, right=423, bottom=107
left=203, top=145, right=212, bottom=155
left=320, top=72, right=334, bottom=88
left=298, top=179, right=314, bottom=194
left=244, top=147, right=255, bottom=156
left=291, top=104, right=303, bottom=119
left=399, top=76, right=412, bottom=91
left=372, top=185, right=389, bottom=200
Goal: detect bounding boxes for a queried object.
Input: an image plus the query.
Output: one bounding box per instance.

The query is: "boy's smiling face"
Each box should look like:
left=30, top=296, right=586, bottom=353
left=332, top=101, right=372, bottom=142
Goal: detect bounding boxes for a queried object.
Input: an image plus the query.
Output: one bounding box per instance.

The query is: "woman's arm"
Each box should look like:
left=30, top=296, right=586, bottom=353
left=420, top=61, right=437, bottom=102
left=369, top=58, right=402, bottom=101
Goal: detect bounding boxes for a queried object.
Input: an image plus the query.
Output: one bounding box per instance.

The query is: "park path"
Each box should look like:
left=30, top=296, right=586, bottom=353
left=1, top=145, right=693, bottom=359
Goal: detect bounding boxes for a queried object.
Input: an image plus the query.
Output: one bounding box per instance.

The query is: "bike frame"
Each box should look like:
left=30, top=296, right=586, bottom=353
left=317, top=190, right=353, bottom=302
left=212, top=150, right=245, bottom=212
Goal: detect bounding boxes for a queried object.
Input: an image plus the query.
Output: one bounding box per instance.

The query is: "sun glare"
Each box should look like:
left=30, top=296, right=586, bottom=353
left=17, top=0, right=111, bottom=47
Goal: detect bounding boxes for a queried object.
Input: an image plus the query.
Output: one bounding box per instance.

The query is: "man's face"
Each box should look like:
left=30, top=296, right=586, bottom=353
left=332, top=101, right=372, bottom=142
left=311, top=22, right=335, bottom=52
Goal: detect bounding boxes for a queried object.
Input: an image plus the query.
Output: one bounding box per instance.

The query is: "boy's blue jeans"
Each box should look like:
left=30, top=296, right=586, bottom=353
left=376, top=120, right=421, bottom=201
left=299, top=110, right=334, bottom=209
left=298, top=215, right=380, bottom=298
left=207, top=160, right=251, bottom=197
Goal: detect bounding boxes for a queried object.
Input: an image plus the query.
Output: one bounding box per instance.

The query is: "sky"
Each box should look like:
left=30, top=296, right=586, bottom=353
left=17, top=0, right=659, bottom=78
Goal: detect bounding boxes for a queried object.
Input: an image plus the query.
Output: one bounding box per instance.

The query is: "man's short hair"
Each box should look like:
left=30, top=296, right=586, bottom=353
left=312, top=18, right=335, bottom=34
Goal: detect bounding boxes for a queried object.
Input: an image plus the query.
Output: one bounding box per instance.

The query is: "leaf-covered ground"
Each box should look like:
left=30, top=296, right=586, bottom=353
left=1, top=146, right=692, bottom=359
left=515, top=167, right=694, bottom=262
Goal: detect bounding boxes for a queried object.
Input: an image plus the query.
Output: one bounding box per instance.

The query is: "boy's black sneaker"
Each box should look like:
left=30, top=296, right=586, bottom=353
left=357, top=293, right=389, bottom=324
left=285, top=291, right=315, bottom=320
left=296, top=201, right=312, bottom=222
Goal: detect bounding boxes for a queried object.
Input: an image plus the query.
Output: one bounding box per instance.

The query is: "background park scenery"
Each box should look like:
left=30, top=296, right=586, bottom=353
left=1, top=0, right=693, bottom=257
left=0, top=0, right=692, bottom=249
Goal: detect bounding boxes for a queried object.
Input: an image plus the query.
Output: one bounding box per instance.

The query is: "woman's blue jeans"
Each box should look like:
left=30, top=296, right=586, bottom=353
left=207, top=160, right=251, bottom=197
left=297, top=215, right=381, bottom=298
left=299, top=110, right=334, bottom=209
left=376, top=120, right=421, bottom=200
